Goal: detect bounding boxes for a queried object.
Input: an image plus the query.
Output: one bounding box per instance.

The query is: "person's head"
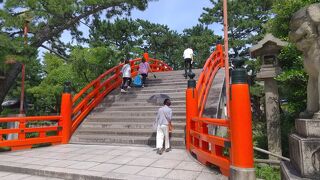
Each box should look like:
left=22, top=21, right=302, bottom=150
left=125, top=59, right=130, bottom=64
left=164, top=99, right=171, bottom=106
left=142, top=57, right=146, bottom=63
left=120, top=59, right=125, bottom=63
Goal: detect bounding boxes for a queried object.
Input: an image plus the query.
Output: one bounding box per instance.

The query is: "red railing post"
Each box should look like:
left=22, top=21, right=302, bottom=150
left=186, top=72, right=198, bottom=151
left=229, top=68, right=255, bottom=179
left=60, top=82, right=72, bottom=144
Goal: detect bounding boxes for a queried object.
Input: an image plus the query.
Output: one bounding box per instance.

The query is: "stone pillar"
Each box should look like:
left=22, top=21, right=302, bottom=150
left=264, top=79, right=282, bottom=159
left=281, top=116, right=320, bottom=179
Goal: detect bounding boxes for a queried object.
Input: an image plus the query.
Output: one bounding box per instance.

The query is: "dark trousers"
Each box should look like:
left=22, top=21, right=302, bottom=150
left=121, top=77, right=131, bottom=89
left=184, top=58, right=192, bottom=76
left=141, top=74, right=148, bottom=85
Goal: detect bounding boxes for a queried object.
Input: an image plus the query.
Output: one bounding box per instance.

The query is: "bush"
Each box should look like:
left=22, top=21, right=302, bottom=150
left=256, top=164, right=280, bottom=180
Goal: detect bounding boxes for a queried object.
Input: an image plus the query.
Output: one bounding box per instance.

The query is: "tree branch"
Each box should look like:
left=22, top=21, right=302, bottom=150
left=40, top=45, right=69, bottom=61
left=31, top=1, right=131, bottom=48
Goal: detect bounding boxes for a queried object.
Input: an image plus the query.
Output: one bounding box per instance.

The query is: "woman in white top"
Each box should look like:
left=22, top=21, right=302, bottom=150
left=121, top=60, right=131, bottom=92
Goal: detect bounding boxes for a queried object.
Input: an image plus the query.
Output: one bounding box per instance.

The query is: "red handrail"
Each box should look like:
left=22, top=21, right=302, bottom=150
left=186, top=44, right=230, bottom=176
left=0, top=57, right=172, bottom=150
left=0, top=116, right=62, bottom=150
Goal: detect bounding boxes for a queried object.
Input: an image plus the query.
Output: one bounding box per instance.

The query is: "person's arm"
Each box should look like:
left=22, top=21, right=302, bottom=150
left=191, top=50, right=194, bottom=62
left=167, top=108, right=172, bottom=123
left=155, top=110, right=159, bottom=123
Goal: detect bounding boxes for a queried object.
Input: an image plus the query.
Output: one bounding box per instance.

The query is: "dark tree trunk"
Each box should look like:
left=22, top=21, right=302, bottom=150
left=0, top=62, right=23, bottom=113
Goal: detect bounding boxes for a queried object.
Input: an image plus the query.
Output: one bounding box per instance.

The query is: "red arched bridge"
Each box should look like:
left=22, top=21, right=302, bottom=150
left=0, top=44, right=255, bottom=178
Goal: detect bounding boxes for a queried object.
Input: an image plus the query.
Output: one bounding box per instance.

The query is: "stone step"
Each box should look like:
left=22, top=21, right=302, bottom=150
left=115, top=85, right=188, bottom=92
left=99, top=100, right=186, bottom=107
left=143, top=82, right=188, bottom=87
left=94, top=110, right=186, bottom=117
left=76, top=128, right=185, bottom=138
left=152, top=69, right=201, bottom=75
left=125, top=87, right=187, bottom=94
left=142, top=76, right=193, bottom=82
left=93, top=106, right=185, bottom=112
left=80, top=122, right=186, bottom=130
left=71, top=69, right=200, bottom=147
left=105, top=93, right=186, bottom=102
left=145, top=78, right=190, bottom=82
left=86, top=116, right=186, bottom=123
left=70, top=134, right=185, bottom=148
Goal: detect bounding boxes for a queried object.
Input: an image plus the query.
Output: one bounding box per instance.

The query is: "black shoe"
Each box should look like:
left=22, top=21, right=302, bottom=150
left=157, top=148, right=164, bottom=155
left=165, top=148, right=171, bottom=152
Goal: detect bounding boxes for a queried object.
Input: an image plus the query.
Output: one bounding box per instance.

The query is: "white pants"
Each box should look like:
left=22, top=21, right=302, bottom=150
left=156, top=125, right=170, bottom=149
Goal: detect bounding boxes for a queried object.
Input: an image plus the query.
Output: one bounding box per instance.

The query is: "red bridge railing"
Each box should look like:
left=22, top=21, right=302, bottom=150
left=185, top=44, right=254, bottom=177
left=0, top=57, right=172, bottom=150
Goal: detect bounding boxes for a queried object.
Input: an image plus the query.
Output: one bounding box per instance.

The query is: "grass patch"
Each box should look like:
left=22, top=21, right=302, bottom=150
left=255, top=164, right=280, bottom=180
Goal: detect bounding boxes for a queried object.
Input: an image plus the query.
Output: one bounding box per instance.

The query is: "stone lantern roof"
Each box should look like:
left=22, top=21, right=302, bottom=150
left=250, top=34, right=288, bottom=79
left=250, top=33, right=288, bottom=58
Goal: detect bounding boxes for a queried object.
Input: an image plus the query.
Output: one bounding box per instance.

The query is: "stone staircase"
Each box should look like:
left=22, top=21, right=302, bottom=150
left=71, top=70, right=202, bottom=148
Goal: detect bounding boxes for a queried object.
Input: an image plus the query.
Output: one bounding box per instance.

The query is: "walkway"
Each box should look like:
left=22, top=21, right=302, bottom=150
left=0, top=144, right=226, bottom=180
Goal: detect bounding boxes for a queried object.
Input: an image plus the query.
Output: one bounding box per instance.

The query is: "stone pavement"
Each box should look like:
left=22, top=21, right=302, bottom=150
left=0, top=144, right=227, bottom=180
left=0, top=171, right=62, bottom=180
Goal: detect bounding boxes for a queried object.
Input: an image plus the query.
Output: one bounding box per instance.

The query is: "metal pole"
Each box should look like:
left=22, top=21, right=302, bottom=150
left=19, top=21, right=28, bottom=114
left=19, top=64, right=25, bottom=114
left=254, top=147, right=290, bottom=162
left=223, top=0, right=231, bottom=118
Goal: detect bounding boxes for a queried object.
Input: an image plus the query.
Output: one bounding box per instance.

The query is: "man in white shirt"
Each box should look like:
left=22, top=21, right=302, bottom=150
left=154, top=99, right=172, bottom=155
left=183, top=47, right=194, bottom=78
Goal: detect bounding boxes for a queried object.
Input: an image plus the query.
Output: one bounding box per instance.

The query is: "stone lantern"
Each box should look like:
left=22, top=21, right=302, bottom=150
left=250, top=34, right=288, bottom=159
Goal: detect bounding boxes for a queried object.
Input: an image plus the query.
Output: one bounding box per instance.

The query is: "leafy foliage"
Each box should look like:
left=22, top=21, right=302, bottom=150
left=276, top=44, right=307, bottom=114
left=0, top=0, right=150, bottom=113
left=200, top=0, right=274, bottom=56
left=89, top=18, right=142, bottom=59
left=268, top=0, right=320, bottom=38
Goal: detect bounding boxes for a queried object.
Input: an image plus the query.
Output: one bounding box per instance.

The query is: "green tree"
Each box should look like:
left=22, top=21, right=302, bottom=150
left=138, top=19, right=172, bottom=59
left=0, top=0, right=150, bottom=112
left=27, top=54, right=79, bottom=114
left=28, top=46, right=121, bottom=114
left=200, top=0, right=274, bottom=56
left=69, top=46, right=122, bottom=82
left=268, top=0, right=320, bottom=38
left=89, top=18, right=142, bottom=59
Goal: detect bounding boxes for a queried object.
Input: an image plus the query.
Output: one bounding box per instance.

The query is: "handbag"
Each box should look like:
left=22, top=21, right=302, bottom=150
left=169, top=123, right=174, bottom=132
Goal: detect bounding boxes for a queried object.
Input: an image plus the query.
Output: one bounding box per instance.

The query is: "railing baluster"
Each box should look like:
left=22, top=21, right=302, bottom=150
left=18, top=119, right=26, bottom=140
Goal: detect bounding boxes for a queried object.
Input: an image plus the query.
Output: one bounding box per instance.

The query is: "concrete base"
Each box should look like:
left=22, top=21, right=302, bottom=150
left=289, top=134, right=320, bottom=178
left=296, top=118, right=320, bottom=138
left=280, top=161, right=311, bottom=180
left=229, top=166, right=255, bottom=180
